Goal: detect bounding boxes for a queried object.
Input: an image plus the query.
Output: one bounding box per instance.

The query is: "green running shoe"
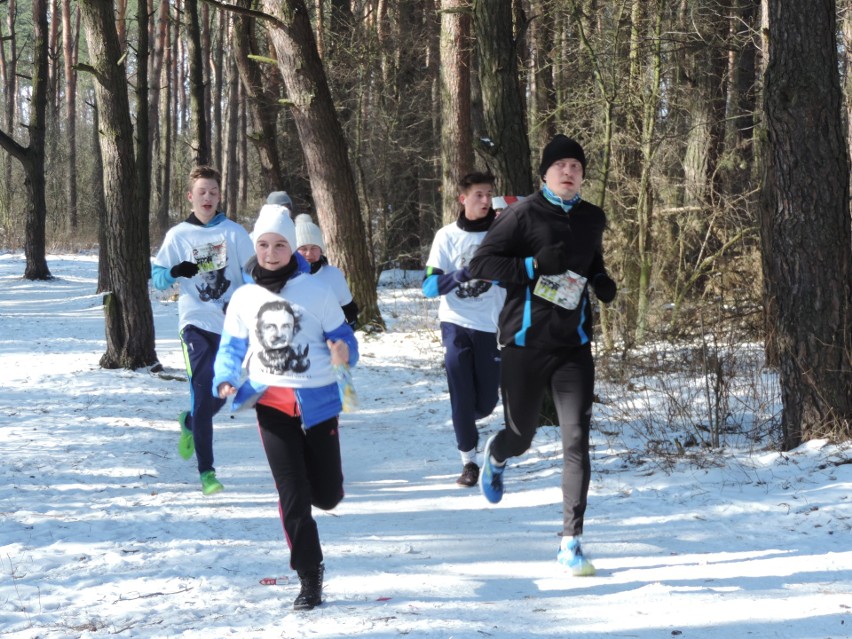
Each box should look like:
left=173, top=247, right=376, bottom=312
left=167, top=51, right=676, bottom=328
left=177, top=411, right=194, bottom=460
left=200, top=470, right=224, bottom=495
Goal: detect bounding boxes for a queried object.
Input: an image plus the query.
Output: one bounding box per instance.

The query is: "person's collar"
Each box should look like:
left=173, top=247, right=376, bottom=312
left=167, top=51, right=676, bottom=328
left=456, top=208, right=496, bottom=232
left=542, top=185, right=581, bottom=212
left=310, top=254, right=328, bottom=274
left=186, top=211, right=226, bottom=227
left=252, top=256, right=299, bottom=293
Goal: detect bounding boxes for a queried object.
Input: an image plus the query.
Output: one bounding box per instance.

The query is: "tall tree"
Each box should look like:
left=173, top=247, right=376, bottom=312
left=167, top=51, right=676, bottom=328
left=473, top=0, right=532, bottom=195
left=79, top=0, right=158, bottom=369
left=761, top=0, right=852, bottom=447
left=439, top=0, right=473, bottom=224
left=61, top=0, right=78, bottom=230
left=136, top=0, right=152, bottom=258
left=260, top=0, right=383, bottom=330
left=155, top=1, right=174, bottom=238
left=186, top=0, right=210, bottom=165
left=232, top=1, right=284, bottom=192
left=528, top=0, right=557, bottom=150
left=0, top=0, right=18, bottom=212
left=0, top=0, right=52, bottom=280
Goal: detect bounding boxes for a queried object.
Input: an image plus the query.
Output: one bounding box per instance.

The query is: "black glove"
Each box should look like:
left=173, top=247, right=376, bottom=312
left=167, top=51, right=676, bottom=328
left=453, top=266, right=473, bottom=283
left=592, top=273, right=617, bottom=303
left=170, top=261, right=199, bottom=279
left=534, top=244, right=570, bottom=275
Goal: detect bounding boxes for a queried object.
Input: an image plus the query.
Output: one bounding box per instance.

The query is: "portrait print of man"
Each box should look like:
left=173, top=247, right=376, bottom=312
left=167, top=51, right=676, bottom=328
left=255, top=299, right=310, bottom=374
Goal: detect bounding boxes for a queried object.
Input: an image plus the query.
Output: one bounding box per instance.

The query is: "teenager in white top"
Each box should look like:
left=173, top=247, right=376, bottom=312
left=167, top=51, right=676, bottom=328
left=422, top=171, right=506, bottom=487
left=151, top=165, right=254, bottom=495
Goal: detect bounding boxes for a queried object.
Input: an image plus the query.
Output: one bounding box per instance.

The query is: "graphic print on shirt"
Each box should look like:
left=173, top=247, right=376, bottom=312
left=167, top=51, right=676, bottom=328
left=455, top=246, right=492, bottom=300
left=193, top=239, right=232, bottom=302
left=255, top=299, right=310, bottom=375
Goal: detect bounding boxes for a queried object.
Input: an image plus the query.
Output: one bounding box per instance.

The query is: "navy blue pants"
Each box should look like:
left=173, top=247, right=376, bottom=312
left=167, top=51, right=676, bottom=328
left=441, top=322, right=501, bottom=454
left=256, top=404, right=344, bottom=573
left=493, top=344, right=594, bottom=537
left=180, top=325, right=226, bottom=475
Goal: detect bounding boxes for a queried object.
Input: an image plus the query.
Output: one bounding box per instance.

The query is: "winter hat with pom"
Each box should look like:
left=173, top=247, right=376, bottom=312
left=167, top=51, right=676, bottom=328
left=294, top=214, right=325, bottom=252
left=251, top=204, right=297, bottom=250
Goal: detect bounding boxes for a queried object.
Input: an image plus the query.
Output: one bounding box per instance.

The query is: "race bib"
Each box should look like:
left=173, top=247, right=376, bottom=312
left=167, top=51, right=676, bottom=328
left=192, top=239, right=228, bottom=272
left=533, top=269, right=588, bottom=310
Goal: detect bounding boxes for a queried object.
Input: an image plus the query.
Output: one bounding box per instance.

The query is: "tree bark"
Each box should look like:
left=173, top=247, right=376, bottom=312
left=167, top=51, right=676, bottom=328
left=760, top=0, right=852, bottom=448
left=223, top=33, right=241, bottom=217
left=261, top=0, right=384, bottom=330
left=79, top=0, right=158, bottom=369
left=0, top=0, right=52, bottom=280
left=185, top=0, right=210, bottom=165
left=136, top=0, right=152, bottom=259
left=439, top=0, right=473, bottom=224
left=155, top=3, right=174, bottom=238
left=61, top=0, right=78, bottom=230
left=473, top=0, right=532, bottom=195
left=0, top=0, right=18, bottom=212
left=232, top=2, right=284, bottom=191
left=529, top=0, right=556, bottom=150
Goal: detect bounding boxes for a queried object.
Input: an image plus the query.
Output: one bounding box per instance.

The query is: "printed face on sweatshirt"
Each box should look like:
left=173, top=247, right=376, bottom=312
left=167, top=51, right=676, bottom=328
left=195, top=267, right=231, bottom=302
left=255, top=300, right=310, bottom=374
left=455, top=247, right=492, bottom=300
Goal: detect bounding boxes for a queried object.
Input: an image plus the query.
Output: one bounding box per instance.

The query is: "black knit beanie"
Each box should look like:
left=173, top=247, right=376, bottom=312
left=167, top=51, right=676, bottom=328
left=539, top=134, right=586, bottom=178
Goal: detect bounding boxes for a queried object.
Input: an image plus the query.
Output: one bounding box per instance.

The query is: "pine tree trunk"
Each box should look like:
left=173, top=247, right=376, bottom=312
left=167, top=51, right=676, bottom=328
left=79, top=0, right=158, bottom=369
left=439, top=0, right=473, bottom=224
left=261, top=0, right=384, bottom=330
left=0, top=1, right=18, bottom=214
left=473, top=0, right=532, bottom=195
left=135, top=0, right=151, bottom=259
left=761, top=0, right=852, bottom=447
left=232, top=3, right=283, bottom=191
left=155, top=4, right=173, bottom=238
left=185, top=0, right=210, bottom=165
left=20, top=0, right=51, bottom=280
left=223, top=47, right=241, bottom=218
left=61, top=0, right=78, bottom=230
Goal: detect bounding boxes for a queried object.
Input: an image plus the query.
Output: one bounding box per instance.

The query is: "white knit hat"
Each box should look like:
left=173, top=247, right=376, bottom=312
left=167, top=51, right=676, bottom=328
left=294, top=214, right=325, bottom=252
left=251, top=204, right=297, bottom=250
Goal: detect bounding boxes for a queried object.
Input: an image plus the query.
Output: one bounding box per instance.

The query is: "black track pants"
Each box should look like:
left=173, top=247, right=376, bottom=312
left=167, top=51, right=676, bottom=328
left=494, top=344, right=594, bottom=536
left=256, top=404, right=344, bottom=573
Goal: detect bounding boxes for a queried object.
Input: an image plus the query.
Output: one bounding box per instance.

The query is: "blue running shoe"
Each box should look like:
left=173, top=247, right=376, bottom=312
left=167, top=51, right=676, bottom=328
left=480, top=434, right=505, bottom=503
left=557, top=536, right=596, bottom=576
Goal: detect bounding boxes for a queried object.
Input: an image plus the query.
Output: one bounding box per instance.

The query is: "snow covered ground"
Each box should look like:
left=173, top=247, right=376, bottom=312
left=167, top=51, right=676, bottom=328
left=0, top=252, right=850, bottom=639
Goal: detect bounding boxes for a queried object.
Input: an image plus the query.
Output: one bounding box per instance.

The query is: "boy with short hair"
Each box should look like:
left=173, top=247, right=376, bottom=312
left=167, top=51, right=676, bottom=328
left=422, top=172, right=506, bottom=487
left=151, top=165, right=255, bottom=495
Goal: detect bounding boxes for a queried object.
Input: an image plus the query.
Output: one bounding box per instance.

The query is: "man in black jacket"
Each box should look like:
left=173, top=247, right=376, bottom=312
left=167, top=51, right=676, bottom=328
left=469, top=134, right=617, bottom=577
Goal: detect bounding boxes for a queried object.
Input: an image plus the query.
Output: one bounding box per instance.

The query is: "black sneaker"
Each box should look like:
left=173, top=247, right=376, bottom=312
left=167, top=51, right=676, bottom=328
left=294, top=564, right=324, bottom=610
left=456, top=462, right=479, bottom=487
